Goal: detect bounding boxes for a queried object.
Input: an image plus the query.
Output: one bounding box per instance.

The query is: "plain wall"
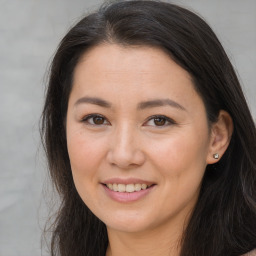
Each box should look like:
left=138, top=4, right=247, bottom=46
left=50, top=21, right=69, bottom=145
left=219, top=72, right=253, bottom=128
left=0, top=1, right=255, bottom=255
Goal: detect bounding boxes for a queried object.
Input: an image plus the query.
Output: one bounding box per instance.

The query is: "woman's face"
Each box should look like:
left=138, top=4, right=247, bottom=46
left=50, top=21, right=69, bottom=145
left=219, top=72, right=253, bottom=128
left=66, top=44, right=213, bottom=234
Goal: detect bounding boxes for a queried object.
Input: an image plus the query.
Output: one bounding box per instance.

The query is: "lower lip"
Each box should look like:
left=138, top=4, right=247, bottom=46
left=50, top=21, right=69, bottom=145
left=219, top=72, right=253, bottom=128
left=102, top=184, right=155, bottom=203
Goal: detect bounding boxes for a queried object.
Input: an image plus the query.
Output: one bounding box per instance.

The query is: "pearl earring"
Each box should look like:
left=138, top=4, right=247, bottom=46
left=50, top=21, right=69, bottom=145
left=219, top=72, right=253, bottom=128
left=213, top=153, right=219, bottom=159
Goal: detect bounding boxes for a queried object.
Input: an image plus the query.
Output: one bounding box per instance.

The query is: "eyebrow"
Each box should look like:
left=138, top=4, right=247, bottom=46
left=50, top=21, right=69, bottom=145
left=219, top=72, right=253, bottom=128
left=137, top=99, right=186, bottom=111
left=74, top=96, right=186, bottom=111
left=74, top=97, right=112, bottom=108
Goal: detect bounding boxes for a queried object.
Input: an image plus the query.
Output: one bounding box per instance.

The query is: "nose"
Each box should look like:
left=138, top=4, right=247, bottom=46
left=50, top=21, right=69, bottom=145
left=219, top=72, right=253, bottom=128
left=106, top=124, right=146, bottom=169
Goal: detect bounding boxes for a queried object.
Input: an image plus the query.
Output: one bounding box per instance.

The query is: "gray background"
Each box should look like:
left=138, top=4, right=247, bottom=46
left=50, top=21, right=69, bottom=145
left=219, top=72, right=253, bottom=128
left=0, top=0, right=255, bottom=255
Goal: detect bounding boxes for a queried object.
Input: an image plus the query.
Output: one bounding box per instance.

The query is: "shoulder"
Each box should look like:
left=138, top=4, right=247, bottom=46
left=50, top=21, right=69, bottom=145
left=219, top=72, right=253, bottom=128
left=242, top=249, right=256, bottom=256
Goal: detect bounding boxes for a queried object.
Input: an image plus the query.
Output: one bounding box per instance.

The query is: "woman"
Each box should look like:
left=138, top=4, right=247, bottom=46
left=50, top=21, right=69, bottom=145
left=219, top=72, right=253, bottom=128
left=41, top=1, right=256, bottom=255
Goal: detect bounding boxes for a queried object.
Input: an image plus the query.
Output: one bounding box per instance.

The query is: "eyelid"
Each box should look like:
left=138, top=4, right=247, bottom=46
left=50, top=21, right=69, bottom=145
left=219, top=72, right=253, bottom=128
left=80, top=114, right=175, bottom=127
left=81, top=113, right=110, bottom=125
left=143, top=115, right=176, bottom=127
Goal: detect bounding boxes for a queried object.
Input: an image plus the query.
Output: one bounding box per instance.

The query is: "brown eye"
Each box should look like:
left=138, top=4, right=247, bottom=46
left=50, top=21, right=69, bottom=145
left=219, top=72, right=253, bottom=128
left=93, top=116, right=105, bottom=125
left=82, top=114, right=109, bottom=126
left=153, top=117, right=166, bottom=126
left=144, top=115, right=175, bottom=127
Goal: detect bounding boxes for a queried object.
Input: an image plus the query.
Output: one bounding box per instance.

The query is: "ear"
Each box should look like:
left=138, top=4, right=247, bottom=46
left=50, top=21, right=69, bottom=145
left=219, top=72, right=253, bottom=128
left=206, top=110, right=233, bottom=164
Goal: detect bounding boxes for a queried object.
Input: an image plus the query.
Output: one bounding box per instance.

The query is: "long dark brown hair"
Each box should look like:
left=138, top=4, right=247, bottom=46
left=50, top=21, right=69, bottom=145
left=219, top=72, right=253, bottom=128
left=41, top=1, right=256, bottom=255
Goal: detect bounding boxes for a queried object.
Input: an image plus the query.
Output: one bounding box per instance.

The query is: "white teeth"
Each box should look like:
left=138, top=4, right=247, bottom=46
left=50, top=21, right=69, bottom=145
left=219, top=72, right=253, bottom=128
left=117, top=184, right=126, bottom=192
left=113, top=183, right=118, bottom=192
left=106, top=183, right=150, bottom=192
left=134, top=184, right=142, bottom=191
left=107, top=184, right=113, bottom=190
left=141, top=184, right=147, bottom=190
left=126, top=184, right=135, bottom=192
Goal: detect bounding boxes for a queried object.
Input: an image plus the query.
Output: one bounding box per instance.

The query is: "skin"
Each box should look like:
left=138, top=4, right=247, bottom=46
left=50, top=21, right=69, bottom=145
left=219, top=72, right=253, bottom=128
left=66, top=44, right=233, bottom=256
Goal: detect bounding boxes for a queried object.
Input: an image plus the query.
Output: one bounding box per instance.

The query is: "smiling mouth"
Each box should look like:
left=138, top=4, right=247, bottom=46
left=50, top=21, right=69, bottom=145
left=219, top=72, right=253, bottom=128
left=104, top=183, right=154, bottom=193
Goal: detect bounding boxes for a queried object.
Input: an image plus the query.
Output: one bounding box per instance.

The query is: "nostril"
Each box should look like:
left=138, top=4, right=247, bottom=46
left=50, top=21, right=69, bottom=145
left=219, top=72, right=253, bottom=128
left=106, top=148, right=146, bottom=168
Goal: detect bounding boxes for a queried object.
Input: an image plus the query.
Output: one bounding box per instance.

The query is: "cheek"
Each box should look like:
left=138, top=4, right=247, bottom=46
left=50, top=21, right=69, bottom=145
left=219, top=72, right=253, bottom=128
left=149, top=130, right=209, bottom=188
left=148, top=134, right=208, bottom=216
left=152, top=136, right=206, bottom=167
left=67, top=128, right=106, bottom=181
left=66, top=128, right=107, bottom=208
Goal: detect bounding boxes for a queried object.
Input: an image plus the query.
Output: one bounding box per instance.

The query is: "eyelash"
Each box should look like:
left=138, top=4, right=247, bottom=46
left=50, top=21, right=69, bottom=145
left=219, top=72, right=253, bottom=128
left=81, top=114, right=176, bottom=127
left=144, top=115, right=176, bottom=127
left=81, top=114, right=110, bottom=126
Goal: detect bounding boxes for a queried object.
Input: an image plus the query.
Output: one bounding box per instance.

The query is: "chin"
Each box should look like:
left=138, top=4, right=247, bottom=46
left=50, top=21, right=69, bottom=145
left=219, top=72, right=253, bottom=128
left=100, top=210, right=159, bottom=233
left=106, top=221, right=151, bottom=234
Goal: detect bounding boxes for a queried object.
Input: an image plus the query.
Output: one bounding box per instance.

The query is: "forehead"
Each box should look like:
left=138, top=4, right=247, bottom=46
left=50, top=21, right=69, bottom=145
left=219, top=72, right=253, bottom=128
left=75, top=43, right=191, bottom=80
left=70, top=43, right=203, bottom=111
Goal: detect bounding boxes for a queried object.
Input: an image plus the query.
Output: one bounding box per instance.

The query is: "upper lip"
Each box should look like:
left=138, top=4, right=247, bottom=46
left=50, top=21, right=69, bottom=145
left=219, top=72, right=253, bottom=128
left=102, top=178, right=156, bottom=186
